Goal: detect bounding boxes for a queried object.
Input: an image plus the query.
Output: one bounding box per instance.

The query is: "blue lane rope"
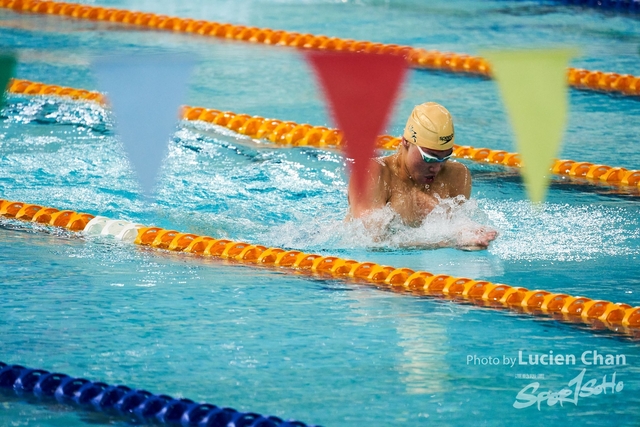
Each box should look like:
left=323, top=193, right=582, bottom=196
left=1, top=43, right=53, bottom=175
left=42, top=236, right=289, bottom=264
left=0, top=362, right=320, bottom=427
left=550, top=0, right=640, bottom=13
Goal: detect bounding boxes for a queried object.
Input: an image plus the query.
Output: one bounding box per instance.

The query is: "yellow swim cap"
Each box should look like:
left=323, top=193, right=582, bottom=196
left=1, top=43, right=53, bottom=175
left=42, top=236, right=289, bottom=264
left=403, top=102, right=455, bottom=150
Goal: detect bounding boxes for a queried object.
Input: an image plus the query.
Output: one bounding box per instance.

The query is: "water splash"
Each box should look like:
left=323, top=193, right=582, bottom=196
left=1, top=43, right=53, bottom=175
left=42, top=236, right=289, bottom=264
left=261, top=196, right=495, bottom=251
left=484, top=200, right=640, bottom=262
left=2, top=96, right=109, bottom=134
left=261, top=196, right=640, bottom=264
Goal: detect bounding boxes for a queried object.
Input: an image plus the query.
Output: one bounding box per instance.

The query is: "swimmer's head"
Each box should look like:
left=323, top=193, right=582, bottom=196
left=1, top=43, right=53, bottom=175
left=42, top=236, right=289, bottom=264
left=403, top=102, right=455, bottom=151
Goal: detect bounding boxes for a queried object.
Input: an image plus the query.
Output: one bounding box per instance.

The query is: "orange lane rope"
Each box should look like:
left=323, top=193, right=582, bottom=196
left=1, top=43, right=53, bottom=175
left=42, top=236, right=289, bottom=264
left=2, top=0, right=640, bottom=97
left=1, top=198, right=639, bottom=337
left=7, top=78, right=638, bottom=191
left=7, top=78, right=107, bottom=103
left=180, top=105, right=640, bottom=190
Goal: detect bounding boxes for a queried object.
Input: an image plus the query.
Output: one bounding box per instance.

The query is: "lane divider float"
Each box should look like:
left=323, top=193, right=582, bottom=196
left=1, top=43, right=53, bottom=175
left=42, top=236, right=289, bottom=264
left=1, top=198, right=639, bottom=337
left=2, top=0, right=640, bottom=97
left=6, top=78, right=640, bottom=192
left=552, top=0, right=640, bottom=13
left=0, top=362, right=319, bottom=427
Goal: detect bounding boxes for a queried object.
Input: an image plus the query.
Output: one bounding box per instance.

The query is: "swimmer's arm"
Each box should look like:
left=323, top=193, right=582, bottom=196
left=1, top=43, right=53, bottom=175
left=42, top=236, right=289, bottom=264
left=397, top=239, right=487, bottom=251
left=399, top=164, right=495, bottom=251
left=395, top=239, right=459, bottom=250
left=396, top=229, right=495, bottom=251
left=445, top=163, right=494, bottom=250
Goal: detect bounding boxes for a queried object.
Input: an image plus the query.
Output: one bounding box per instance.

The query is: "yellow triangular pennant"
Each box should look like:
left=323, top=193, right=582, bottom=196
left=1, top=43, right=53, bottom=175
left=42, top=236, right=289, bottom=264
left=482, top=49, right=577, bottom=203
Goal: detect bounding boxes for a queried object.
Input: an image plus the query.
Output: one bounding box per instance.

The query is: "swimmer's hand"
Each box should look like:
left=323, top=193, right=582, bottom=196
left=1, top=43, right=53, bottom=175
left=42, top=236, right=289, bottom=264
left=453, top=226, right=498, bottom=251
left=391, top=226, right=498, bottom=251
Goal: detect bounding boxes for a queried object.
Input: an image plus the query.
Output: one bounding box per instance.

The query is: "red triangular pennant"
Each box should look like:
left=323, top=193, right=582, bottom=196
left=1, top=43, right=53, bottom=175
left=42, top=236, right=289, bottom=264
left=306, top=52, right=408, bottom=202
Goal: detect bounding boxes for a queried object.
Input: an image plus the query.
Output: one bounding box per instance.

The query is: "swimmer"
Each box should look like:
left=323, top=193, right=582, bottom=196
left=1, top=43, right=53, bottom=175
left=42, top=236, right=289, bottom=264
left=346, top=102, right=497, bottom=250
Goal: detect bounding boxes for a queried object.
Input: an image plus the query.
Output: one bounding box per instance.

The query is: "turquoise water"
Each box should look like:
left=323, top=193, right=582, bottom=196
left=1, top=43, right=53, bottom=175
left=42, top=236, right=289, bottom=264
left=1, top=0, right=640, bottom=426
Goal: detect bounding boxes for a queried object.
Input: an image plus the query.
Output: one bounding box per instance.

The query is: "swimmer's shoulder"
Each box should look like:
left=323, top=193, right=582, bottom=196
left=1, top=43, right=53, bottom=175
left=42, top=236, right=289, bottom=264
left=445, top=159, right=469, bottom=172
left=441, top=160, right=470, bottom=179
left=443, top=160, right=471, bottom=197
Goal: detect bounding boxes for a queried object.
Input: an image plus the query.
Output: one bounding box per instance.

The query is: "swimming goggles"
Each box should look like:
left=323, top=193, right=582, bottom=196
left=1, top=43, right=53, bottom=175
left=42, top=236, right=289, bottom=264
left=413, top=143, right=452, bottom=163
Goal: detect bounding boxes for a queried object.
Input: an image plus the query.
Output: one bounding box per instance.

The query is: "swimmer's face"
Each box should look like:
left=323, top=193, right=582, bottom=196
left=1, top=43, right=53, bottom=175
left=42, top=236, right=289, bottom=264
left=404, top=140, right=452, bottom=185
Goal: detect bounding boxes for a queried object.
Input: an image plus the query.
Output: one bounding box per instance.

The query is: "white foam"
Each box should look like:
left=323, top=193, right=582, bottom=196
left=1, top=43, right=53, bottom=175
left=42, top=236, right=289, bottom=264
left=262, top=196, right=495, bottom=251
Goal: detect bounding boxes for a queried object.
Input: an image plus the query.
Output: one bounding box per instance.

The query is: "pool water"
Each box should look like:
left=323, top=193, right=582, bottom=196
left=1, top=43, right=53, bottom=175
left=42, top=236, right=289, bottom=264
left=1, top=0, right=640, bottom=426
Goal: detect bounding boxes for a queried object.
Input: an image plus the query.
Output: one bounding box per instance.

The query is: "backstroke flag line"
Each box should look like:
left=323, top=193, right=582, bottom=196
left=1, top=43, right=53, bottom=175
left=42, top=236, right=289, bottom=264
left=306, top=52, right=408, bottom=204
left=481, top=49, right=577, bottom=203
left=92, top=54, right=195, bottom=196
left=0, top=54, right=17, bottom=110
